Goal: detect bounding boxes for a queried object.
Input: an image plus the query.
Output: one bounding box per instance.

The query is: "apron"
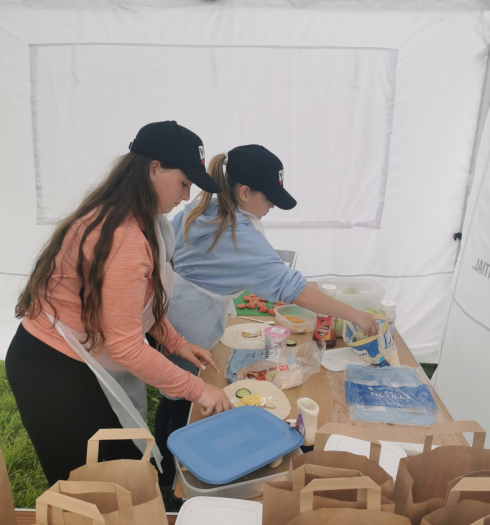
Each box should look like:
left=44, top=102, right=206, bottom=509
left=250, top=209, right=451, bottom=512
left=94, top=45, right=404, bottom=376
left=45, top=216, right=176, bottom=470
left=168, top=275, right=242, bottom=352
left=162, top=208, right=265, bottom=398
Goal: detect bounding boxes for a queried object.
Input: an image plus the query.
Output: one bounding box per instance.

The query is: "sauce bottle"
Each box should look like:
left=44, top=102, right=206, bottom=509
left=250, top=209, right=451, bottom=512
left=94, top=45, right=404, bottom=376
left=313, top=284, right=337, bottom=348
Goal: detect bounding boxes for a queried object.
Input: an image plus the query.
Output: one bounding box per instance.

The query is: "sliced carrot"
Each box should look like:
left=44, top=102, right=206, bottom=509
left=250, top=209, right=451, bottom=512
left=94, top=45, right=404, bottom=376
left=236, top=303, right=245, bottom=309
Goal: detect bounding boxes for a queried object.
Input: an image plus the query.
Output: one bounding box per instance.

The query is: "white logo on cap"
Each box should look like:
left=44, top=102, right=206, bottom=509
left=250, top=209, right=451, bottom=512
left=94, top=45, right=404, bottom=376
left=278, top=168, right=284, bottom=185
left=199, top=145, right=205, bottom=165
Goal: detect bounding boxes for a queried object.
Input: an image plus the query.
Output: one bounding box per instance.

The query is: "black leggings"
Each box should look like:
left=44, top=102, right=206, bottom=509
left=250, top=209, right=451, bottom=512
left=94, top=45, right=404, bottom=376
left=146, top=333, right=191, bottom=481
left=5, top=323, right=141, bottom=486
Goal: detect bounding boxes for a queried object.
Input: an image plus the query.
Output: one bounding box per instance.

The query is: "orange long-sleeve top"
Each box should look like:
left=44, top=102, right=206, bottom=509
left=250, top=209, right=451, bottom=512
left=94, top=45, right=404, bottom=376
left=23, top=212, right=204, bottom=402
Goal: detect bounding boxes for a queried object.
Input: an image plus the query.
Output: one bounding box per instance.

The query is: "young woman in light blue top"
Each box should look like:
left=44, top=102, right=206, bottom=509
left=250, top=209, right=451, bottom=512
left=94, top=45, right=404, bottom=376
left=171, top=145, right=377, bottom=336
left=154, top=145, right=378, bottom=483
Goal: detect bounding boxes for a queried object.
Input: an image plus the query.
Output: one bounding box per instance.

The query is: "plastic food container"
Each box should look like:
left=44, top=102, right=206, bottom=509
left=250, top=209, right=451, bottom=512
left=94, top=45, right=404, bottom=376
left=316, top=277, right=385, bottom=312
left=274, top=305, right=316, bottom=333
left=167, top=406, right=303, bottom=485
left=176, top=497, right=263, bottom=525
left=175, top=447, right=303, bottom=500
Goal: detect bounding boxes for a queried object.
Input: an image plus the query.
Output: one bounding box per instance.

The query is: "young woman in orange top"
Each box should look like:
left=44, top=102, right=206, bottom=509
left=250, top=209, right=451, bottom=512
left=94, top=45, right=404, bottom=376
left=5, top=121, right=233, bottom=486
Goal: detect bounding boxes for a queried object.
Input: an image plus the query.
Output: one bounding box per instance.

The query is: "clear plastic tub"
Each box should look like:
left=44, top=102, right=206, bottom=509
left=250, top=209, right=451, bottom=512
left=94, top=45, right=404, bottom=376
left=274, top=305, right=316, bottom=333
left=175, top=447, right=302, bottom=500
left=316, top=277, right=385, bottom=312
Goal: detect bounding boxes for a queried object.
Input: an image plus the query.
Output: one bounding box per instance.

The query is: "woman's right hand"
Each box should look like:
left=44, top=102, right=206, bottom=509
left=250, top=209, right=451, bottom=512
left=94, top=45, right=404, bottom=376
left=197, top=383, right=235, bottom=417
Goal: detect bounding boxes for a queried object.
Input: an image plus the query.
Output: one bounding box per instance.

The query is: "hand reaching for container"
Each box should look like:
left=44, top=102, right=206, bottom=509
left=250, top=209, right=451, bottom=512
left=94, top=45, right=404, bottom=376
left=178, top=342, right=219, bottom=372
left=352, top=311, right=378, bottom=337
left=198, top=383, right=235, bottom=417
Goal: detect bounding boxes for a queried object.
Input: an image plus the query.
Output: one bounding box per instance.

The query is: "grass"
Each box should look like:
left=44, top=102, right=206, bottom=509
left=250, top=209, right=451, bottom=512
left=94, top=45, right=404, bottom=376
left=1, top=360, right=49, bottom=508
left=420, top=363, right=437, bottom=379
left=0, top=360, right=173, bottom=509
left=1, top=359, right=438, bottom=509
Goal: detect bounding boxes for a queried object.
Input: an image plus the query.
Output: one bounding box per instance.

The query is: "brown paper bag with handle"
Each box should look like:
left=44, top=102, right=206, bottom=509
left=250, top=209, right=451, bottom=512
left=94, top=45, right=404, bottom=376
left=444, top=471, right=490, bottom=504
left=420, top=477, right=490, bottom=525
left=264, top=464, right=363, bottom=525
left=0, top=446, right=18, bottom=525
left=289, top=423, right=394, bottom=499
left=263, top=471, right=394, bottom=525
left=35, top=490, right=104, bottom=525
left=49, top=480, right=133, bottom=525
left=393, top=421, right=488, bottom=525
left=67, top=428, right=167, bottom=525
left=292, top=462, right=395, bottom=511
left=288, top=508, right=411, bottom=525
left=286, top=478, right=410, bottom=525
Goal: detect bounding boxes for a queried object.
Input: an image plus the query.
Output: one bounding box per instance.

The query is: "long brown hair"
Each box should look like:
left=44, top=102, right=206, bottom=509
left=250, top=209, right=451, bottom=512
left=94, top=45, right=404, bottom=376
left=16, top=152, right=168, bottom=351
left=184, top=153, right=243, bottom=252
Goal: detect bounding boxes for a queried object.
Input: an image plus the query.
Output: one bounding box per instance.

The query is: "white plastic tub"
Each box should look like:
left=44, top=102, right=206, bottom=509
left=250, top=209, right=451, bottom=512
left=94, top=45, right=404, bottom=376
left=274, top=304, right=316, bottom=333
left=175, top=447, right=302, bottom=500
left=316, top=277, right=385, bottom=312
left=175, top=497, right=263, bottom=525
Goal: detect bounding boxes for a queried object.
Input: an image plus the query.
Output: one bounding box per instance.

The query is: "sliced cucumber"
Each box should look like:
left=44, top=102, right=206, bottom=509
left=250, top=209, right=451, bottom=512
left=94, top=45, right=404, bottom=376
left=287, top=339, right=297, bottom=346
left=236, top=388, right=252, bottom=398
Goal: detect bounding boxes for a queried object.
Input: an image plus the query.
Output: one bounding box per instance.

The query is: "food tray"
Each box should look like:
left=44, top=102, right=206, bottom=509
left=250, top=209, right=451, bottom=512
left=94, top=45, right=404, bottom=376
left=175, top=447, right=302, bottom=500
left=274, top=304, right=316, bottom=333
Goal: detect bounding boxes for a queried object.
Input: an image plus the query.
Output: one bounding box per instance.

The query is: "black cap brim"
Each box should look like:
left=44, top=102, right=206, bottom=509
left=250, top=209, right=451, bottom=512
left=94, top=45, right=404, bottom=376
left=182, top=168, right=223, bottom=194
left=262, top=186, right=297, bottom=210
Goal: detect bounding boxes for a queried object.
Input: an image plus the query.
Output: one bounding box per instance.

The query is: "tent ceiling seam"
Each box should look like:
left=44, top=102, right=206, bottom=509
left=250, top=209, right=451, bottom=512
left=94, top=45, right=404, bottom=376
left=304, top=271, right=453, bottom=279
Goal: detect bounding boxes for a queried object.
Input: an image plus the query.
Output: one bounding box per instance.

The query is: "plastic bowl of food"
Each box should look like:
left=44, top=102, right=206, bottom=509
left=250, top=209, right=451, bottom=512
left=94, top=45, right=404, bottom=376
left=274, top=305, right=316, bottom=333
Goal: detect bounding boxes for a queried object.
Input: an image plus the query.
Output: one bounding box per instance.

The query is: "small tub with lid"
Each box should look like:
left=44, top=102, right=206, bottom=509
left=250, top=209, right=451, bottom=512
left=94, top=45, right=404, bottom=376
left=263, top=325, right=290, bottom=351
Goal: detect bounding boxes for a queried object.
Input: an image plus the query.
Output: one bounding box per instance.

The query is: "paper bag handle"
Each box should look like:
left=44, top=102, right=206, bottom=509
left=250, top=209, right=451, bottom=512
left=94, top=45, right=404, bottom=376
left=294, top=464, right=361, bottom=492
left=87, top=428, right=154, bottom=464
left=447, top=477, right=490, bottom=505
left=423, top=421, right=486, bottom=453
left=470, top=516, right=490, bottom=525
left=36, top=490, right=104, bottom=525
left=314, top=423, right=381, bottom=464
left=53, top=480, right=133, bottom=512
left=299, top=476, right=381, bottom=514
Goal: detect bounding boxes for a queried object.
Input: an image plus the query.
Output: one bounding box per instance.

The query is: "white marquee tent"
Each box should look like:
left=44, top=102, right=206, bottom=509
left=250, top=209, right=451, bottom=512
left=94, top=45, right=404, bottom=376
left=1, top=0, right=489, bottom=435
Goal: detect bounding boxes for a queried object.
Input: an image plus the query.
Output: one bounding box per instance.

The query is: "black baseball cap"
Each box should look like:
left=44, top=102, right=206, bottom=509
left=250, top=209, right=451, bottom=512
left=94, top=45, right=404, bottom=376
left=129, top=121, right=222, bottom=194
left=226, top=145, right=297, bottom=210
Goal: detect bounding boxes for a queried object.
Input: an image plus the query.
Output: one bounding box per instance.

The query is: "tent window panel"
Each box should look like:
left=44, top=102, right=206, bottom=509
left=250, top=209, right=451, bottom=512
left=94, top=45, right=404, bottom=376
left=31, top=44, right=397, bottom=227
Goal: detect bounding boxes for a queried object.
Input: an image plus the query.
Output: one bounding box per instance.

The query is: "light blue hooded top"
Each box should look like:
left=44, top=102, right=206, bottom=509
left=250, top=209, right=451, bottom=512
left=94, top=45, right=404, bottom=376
left=171, top=199, right=307, bottom=303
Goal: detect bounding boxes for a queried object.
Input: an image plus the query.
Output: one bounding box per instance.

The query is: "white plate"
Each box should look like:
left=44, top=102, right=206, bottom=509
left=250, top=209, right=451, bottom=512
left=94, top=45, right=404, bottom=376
left=220, top=323, right=266, bottom=350
left=176, top=497, right=263, bottom=525
left=325, top=434, right=407, bottom=479
left=321, top=346, right=370, bottom=371
left=223, top=379, right=291, bottom=420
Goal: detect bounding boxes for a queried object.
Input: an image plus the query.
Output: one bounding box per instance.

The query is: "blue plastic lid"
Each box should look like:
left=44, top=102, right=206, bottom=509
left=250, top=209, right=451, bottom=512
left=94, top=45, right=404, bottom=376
left=167, top=406, right=303, bottom=485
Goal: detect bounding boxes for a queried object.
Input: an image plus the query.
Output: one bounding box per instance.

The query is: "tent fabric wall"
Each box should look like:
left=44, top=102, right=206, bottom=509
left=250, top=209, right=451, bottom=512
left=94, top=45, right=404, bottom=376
left=0, top=1, right=489, bottom=362
left=433, top=106, right=490, bottom=443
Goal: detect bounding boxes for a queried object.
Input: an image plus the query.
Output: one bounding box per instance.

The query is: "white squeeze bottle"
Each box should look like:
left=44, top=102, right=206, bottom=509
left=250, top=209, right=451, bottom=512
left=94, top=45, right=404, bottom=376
left=296, top=397, right=320, bottom=447
left=379, top=300, right=400, bottom=365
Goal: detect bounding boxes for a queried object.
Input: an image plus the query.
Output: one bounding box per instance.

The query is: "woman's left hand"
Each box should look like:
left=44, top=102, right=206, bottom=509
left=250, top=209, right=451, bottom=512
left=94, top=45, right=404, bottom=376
left=178, top=343, right=219, bottom=372
left=352, top=311, right=379, bottom=337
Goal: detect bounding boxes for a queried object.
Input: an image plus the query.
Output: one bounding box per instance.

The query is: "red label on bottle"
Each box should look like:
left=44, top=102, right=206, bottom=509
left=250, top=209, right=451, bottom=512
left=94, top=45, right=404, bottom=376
left=279, top=365, right=290, bottom=371
left=315, top=314, right=333, bottom=340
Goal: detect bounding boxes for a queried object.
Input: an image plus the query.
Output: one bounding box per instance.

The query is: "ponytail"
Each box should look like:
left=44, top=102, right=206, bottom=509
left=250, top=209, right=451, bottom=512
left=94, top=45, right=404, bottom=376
left=184, top=153, right=240, bottom=252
